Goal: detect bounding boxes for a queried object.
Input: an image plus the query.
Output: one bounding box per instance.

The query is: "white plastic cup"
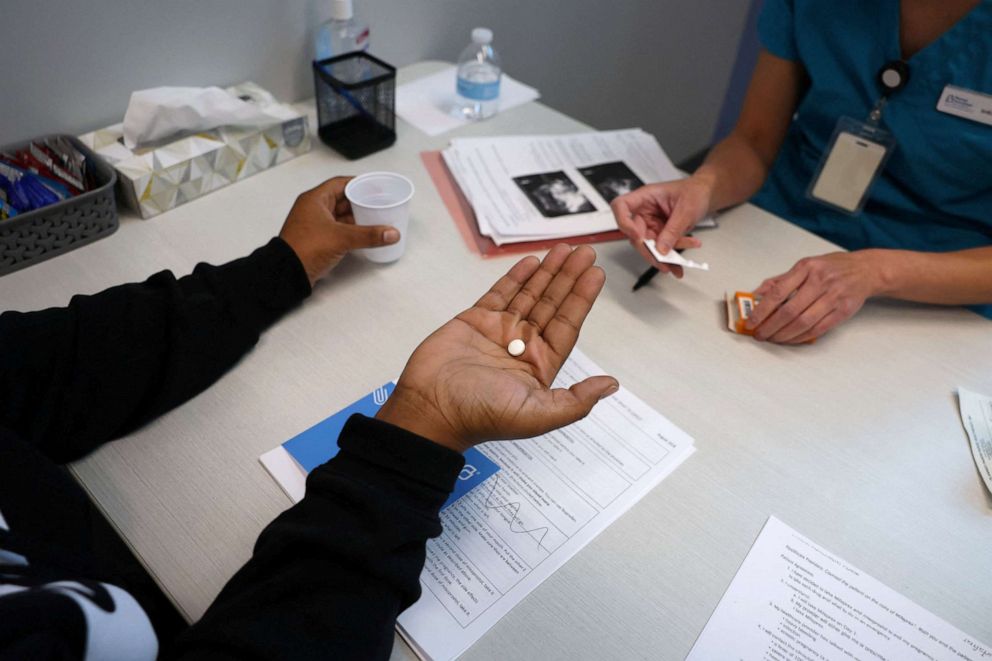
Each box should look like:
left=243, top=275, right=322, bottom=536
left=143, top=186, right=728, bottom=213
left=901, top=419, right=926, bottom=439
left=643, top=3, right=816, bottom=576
left=344, top=172, right=415, bottom=263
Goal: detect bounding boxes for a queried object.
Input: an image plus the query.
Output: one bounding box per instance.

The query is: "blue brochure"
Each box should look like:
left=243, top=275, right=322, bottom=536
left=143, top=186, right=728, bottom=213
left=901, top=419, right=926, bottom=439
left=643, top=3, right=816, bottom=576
left=445, top=448, right=500, bottom=509
left=283, top=383, right=395, bottom=472
left=281, top=382, right=499, bottom=510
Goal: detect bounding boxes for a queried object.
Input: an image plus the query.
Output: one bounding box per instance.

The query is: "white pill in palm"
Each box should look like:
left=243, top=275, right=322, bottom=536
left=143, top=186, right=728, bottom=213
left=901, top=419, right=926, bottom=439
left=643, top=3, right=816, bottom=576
left=507, top=339, right=526, bottom=356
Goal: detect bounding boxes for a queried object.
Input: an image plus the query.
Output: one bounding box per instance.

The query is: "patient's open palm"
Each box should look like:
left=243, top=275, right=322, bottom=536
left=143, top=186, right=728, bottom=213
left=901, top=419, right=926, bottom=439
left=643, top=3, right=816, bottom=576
left=377, top=245, right=618, bottom=452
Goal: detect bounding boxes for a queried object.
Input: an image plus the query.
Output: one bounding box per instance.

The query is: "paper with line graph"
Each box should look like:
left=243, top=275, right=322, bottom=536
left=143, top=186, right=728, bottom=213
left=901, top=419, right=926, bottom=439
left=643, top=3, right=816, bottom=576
left=396, top=348, right=696, bottom=660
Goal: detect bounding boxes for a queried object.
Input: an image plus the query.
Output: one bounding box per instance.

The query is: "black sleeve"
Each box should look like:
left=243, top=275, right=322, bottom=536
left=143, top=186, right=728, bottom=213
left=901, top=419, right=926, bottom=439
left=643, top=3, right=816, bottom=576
left=0, top=238, right=311, bottom=463
left=170, top=414, right=465, bottom=661
left=0, top=590, right=87, bottom=660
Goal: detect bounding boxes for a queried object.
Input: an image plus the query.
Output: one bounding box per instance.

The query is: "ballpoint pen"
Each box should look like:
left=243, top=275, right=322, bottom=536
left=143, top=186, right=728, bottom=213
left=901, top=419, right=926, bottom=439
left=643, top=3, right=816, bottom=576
left=632, top=265, right=659, bottom=291
left=632, top=246, right=686, bottom=292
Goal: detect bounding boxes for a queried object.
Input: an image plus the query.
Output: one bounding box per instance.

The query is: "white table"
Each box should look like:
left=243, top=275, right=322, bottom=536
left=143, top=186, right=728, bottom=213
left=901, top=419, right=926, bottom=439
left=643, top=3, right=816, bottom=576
left=3, top=61, right=990, bottom=659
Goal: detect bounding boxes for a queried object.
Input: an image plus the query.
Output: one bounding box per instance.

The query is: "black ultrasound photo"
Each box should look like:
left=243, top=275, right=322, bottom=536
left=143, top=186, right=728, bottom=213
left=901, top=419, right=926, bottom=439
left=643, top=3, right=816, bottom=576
left=513, top=171, right=596, bottom=218
left=577, top=161, right=645, bottom=203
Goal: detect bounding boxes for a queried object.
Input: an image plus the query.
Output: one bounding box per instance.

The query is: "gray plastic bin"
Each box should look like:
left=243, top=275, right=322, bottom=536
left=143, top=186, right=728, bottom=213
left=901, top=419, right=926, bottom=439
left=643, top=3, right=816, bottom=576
left=0, top=135, right=118, bottom=276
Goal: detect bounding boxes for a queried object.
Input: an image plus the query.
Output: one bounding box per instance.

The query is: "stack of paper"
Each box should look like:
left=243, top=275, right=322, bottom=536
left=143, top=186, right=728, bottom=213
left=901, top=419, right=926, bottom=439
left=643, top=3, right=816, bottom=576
left=689, top=517, right=991, bottom=660
left=441, top=129, right=683, bottom=245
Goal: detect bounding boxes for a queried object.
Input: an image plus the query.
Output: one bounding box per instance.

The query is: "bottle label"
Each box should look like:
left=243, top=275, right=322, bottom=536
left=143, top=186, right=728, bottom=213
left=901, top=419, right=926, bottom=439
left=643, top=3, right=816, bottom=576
left=457, top=77, right=500, bottom=101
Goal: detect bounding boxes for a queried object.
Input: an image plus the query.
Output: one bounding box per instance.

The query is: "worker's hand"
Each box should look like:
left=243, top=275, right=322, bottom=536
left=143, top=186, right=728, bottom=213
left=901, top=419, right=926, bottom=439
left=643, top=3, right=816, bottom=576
left=376, top=244, right=619, bottom=453
left=279, top=176, right=400, bottom=287
left=747, top=251, right=882, bottom=344
left=611, top=178, right=706, bottom=278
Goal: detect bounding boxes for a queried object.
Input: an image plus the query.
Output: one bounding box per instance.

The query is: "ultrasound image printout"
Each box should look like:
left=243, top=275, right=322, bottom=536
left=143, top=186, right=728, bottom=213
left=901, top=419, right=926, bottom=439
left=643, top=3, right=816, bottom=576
left=512, top=171, right=596, bottom=218
left=577, top=161, right=645, bottom=203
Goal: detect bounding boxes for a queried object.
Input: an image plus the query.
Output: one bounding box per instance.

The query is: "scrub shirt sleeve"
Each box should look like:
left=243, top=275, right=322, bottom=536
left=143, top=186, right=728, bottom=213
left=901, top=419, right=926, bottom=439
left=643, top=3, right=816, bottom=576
left=757, top=0, right=799, bottom=61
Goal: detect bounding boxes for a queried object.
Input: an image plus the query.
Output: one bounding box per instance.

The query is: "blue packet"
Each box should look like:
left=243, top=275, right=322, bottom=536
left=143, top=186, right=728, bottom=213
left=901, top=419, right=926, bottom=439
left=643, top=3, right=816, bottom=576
left=32, top=172, right=71, bottom=201
left=0, top=198, right=18, bottom=220
left=0, top=169, right=31, bottom=211
left=0, top=161, right=66, bottom=212
left=20, top=174, right=61, bottom=209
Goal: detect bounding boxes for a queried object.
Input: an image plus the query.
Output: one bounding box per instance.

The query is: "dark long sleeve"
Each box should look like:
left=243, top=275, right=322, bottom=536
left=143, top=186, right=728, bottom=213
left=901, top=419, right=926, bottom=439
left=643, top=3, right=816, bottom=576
left=171, top=414, right=465, bottom=661
left=0, top=238, right=311, bottom=463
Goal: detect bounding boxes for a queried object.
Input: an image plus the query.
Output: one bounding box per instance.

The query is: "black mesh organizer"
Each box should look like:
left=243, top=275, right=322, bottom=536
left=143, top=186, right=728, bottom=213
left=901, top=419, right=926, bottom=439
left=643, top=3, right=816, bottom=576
left=313, top=52, right=397, bottom=160
left=0, top=135, right=117, bottom=277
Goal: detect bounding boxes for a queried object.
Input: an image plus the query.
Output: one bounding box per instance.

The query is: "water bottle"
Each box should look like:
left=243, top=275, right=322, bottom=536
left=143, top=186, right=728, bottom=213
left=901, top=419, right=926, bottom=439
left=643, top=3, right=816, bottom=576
left=456, top=28, right=502, bottom=120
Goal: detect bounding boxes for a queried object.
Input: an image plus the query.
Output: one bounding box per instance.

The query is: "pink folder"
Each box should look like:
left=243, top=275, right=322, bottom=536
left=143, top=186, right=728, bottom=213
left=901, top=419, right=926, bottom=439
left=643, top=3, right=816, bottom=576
left=420, top=151, right=626, bottom=258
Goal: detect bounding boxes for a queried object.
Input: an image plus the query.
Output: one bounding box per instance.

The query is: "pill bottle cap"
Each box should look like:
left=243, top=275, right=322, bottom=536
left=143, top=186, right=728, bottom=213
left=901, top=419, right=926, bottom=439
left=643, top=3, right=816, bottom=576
left=471, top=27, right=493, bottom=44
left=331, top=0, right=353, bottom=20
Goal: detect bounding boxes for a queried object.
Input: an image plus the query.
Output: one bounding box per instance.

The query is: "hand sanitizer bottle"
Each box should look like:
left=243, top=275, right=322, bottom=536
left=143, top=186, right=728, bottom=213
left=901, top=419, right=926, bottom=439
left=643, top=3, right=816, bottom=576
left=456, top=28, right=502, bottom=120
left=315, top=0, right=370, bottom=61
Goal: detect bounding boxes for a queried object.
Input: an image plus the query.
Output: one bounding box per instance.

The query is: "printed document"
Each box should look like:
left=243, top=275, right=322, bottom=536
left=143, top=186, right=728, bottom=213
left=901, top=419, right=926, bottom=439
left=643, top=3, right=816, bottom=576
left=442, top=129, right=681, bottom=244
left=688, top=516, right=991, bottom=661
left=396, top=349, right=695, bottom=660
left=957, top=387, right=992, bottom=496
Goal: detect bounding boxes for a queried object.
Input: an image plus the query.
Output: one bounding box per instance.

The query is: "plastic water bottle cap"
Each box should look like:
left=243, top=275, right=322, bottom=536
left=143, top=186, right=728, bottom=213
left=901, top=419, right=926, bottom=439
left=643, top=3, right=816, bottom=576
left=331, top=0, right=353, bottom=20
left=471, top=27, right=494, bottom=44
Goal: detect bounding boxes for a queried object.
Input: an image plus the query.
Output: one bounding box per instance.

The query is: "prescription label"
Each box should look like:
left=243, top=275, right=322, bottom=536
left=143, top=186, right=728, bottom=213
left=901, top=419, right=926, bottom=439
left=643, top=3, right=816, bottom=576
left=726, top=291, right=758, bottom=336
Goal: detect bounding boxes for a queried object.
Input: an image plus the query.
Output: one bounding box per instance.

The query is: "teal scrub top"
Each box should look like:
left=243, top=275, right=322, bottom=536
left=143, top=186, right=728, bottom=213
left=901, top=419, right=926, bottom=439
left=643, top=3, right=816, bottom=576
left=751, top=0, right=992, bottom=315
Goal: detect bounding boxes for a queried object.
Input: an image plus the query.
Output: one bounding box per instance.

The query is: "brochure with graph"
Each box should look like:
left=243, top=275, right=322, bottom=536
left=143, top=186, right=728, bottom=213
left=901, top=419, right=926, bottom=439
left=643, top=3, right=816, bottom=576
left=259, top=349, right=695, bottom=661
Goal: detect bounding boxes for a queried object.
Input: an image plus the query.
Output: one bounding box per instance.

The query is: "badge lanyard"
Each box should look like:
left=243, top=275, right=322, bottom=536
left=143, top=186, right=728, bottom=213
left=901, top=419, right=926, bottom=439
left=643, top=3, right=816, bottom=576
left=807, top=61, right=909, bottom=215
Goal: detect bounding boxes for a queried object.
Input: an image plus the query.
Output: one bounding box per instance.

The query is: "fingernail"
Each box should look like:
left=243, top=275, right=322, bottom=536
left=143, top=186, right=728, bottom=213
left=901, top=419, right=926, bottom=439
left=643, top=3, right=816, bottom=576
left=383, top=229, right=400, bottom=244
left=658, top=242, right=672, bottom=254
left=599, top=382, right=620, bottom=399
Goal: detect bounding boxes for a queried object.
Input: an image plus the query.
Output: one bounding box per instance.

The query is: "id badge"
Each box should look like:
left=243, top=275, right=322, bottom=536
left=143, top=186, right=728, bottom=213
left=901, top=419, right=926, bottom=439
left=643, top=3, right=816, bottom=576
left=807, top=117, right=895, bottom=215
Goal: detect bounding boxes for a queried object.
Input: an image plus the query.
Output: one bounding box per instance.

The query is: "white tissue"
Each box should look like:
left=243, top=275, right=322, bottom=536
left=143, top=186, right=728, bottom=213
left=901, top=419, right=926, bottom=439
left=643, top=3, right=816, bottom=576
left=643, top=239, right=710, bottom=271
left=121, top=83, right=291, bottom=149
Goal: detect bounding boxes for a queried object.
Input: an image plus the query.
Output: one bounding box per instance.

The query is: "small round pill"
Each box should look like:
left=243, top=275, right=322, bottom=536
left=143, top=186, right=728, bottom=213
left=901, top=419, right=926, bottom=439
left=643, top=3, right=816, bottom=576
left=507, top=339, right=526, bottom=357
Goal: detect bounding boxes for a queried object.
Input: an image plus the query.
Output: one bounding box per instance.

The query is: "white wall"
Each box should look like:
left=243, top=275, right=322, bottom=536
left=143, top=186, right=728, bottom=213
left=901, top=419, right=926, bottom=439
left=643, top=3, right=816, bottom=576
left=0, top=0, right=750, bottom=163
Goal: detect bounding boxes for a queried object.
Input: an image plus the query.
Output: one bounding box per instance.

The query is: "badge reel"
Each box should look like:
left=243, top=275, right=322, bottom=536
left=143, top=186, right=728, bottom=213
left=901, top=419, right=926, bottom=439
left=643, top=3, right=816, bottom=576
left=807, top=61, right=908, bottom=215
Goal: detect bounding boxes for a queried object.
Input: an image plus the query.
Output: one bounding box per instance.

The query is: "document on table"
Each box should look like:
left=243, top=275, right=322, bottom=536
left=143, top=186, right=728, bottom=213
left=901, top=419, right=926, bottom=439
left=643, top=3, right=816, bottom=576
left=957, top=387, right=992, bottom=495
left=688, top=516, right=992, bottom=661
left=442, top=129, right=681, bottom=244
left=397, top=348, right=696, bottom=660
left=396, top=66, right=540, bottom=136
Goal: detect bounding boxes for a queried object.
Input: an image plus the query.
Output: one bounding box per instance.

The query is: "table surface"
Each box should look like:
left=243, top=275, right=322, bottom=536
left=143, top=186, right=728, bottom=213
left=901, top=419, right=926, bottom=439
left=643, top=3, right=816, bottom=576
left=3, top=61, right=990, bottom=659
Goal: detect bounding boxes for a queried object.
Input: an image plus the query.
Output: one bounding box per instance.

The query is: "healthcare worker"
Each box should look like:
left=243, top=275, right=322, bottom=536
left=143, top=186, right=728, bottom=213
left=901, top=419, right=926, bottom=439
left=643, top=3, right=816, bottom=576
left=613, top=0, right=992, bottom=344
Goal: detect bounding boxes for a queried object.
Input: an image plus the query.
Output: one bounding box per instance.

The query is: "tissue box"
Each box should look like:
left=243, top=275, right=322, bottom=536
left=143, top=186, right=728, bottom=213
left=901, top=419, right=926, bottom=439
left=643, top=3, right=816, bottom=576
left=79, top=82, right=310, bottom=219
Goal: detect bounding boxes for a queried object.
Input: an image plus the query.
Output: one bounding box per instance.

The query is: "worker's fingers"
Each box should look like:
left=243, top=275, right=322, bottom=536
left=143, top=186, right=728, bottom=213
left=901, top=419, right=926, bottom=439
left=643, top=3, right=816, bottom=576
left=788, top=310, right=845, bottom=344
left=765, top=295, right=832, bottom=344
left=747, top=264, right=809, bottom=330
left=751, top=277, right=821, bottom=341
left=655, top=200, right=705, bottom=255
left=611, top=196, right=642, bottom=239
